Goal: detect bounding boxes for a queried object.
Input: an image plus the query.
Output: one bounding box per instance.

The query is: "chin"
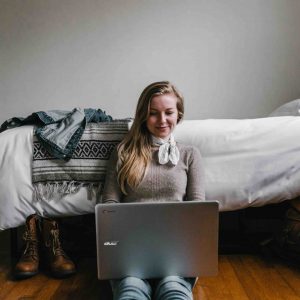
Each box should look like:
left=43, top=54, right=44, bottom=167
left=156, top=132, right=170, bottom=139
left=151, top=127, right=173, bottom=139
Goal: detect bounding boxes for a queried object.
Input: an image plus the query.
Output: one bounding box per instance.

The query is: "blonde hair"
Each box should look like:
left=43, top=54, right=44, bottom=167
left=117, top=81, right=184, bottom=194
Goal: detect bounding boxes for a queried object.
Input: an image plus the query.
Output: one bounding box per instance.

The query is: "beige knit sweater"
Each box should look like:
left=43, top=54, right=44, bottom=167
left=102, top=143, right=205, bottom=203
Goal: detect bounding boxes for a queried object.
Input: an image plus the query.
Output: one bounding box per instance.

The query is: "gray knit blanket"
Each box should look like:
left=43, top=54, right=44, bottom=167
left=32, top=121, right=129, bottom=201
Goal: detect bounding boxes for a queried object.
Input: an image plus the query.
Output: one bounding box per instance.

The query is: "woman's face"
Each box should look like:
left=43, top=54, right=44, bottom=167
left=146, top=93, right=179, bottom=139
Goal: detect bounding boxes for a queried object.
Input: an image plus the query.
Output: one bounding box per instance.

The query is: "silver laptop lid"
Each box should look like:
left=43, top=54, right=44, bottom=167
left=95, top=201, right=219, bottom=280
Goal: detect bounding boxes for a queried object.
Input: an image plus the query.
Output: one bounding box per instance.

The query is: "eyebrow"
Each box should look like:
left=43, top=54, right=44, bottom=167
left=149, top=107, right=176, bottom=111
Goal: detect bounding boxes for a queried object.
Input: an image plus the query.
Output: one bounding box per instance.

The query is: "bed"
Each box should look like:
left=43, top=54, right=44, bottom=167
left=1, top=101, right=300, bottom=231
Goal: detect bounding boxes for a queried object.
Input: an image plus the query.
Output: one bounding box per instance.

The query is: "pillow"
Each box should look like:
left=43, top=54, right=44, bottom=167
left=269, top=99, right=300, bottom=117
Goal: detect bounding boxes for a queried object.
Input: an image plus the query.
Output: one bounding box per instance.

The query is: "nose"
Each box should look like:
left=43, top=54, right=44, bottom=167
left=159, top=113, right=166, bottom=123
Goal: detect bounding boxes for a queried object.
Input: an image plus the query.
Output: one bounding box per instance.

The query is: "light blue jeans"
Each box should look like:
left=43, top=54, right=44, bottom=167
left=111, top=276, right=195, bottom=300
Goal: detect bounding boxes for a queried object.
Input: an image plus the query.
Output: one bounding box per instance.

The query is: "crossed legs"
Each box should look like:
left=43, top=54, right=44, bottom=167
left=111, top=276, right=194, bottom=300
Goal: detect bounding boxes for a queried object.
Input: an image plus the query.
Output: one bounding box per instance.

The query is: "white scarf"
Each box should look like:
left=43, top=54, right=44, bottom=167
left=152, top=134, right=180, bottom=165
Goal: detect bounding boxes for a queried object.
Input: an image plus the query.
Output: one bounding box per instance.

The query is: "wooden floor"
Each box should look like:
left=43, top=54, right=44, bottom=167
left=1, top=230, right=300, bottom=300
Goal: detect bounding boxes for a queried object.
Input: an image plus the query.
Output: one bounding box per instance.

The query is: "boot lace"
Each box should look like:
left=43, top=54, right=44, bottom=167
left=22, top=231, right=38, bottom=259
left=51, top=229, right=67, bottom=257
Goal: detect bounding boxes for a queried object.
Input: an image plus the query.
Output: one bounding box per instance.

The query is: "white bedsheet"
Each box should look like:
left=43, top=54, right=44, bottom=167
left=1, top=117, right=300, bottom=229
left=175, top=117, right=300, bottom=211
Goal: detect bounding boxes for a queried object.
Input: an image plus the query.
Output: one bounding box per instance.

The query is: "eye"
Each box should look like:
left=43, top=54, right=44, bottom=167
left=149, top=111, right=157, bottom=116
left=166, top=111, right=174, bottom=115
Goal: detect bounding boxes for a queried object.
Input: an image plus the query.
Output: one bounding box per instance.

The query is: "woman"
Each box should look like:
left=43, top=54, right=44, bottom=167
left=102, top=81, right=205, bottom=300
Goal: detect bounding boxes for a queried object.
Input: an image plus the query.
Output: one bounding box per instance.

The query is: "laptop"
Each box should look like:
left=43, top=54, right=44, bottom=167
left=95, top=201, right=219, bottom=280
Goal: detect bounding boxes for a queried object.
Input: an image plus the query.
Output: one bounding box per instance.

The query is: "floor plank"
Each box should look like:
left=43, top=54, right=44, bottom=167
left=216, top=256, right=249, bottom=300
left=274, top=262, right=300, bottom=297
left=230, top=255, right=280, bottom=300
left=196, top=256, right=250, bottom=300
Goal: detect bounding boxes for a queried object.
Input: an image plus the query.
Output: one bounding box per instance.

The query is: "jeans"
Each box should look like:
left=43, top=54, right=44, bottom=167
left=111, top=276, right=195, bottom=300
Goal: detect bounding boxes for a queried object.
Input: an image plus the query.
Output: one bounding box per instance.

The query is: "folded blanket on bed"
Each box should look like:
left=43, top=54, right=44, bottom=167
left=32, top=121, right=130, bottom=201
left=1, top=108, right=113, bottom=160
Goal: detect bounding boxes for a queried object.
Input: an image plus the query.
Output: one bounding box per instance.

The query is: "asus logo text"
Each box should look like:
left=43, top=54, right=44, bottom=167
left=104, top=241, right=119, bottom=246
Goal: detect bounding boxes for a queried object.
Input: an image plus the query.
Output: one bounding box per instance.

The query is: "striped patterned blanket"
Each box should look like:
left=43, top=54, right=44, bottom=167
left=32, top=121, right=130, bottom=201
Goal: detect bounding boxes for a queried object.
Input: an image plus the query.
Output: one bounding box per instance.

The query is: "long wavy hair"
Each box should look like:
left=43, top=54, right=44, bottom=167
left=117, top=81, right=184, bottom=194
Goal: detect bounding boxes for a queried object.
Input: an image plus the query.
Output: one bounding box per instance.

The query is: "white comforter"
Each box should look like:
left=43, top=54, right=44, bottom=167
left=175, top=117, right=300, bottom=210
left=1, top=117, right=300, bottom=229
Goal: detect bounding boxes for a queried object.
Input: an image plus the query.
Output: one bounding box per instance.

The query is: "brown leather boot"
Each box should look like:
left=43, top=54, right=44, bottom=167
left=14, top=214, right=40, bottom=279
left=41, top=217, right=76, bottom=278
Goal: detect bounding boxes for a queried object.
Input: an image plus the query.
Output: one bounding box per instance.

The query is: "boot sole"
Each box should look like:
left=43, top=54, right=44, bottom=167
left=51, top=269, right=76, bottom=279
left=14, top=271, right=39, bottom=280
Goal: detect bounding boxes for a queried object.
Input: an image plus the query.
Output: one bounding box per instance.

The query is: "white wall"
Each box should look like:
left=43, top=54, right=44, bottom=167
left=1, top=0, right=300, bottom=121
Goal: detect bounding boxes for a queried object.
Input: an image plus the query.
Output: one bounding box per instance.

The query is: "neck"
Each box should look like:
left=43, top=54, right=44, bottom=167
left=151, top=133, right=180, bottom=165
left=158, top=135, right=170, bottom=141
left=152, top=134, right=171, bottom=144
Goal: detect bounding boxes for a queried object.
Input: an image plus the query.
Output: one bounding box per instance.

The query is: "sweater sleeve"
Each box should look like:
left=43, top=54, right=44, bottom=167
left=186, top=147, right=205, bottom=201
left=102, top=148, right=123, bottom=203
